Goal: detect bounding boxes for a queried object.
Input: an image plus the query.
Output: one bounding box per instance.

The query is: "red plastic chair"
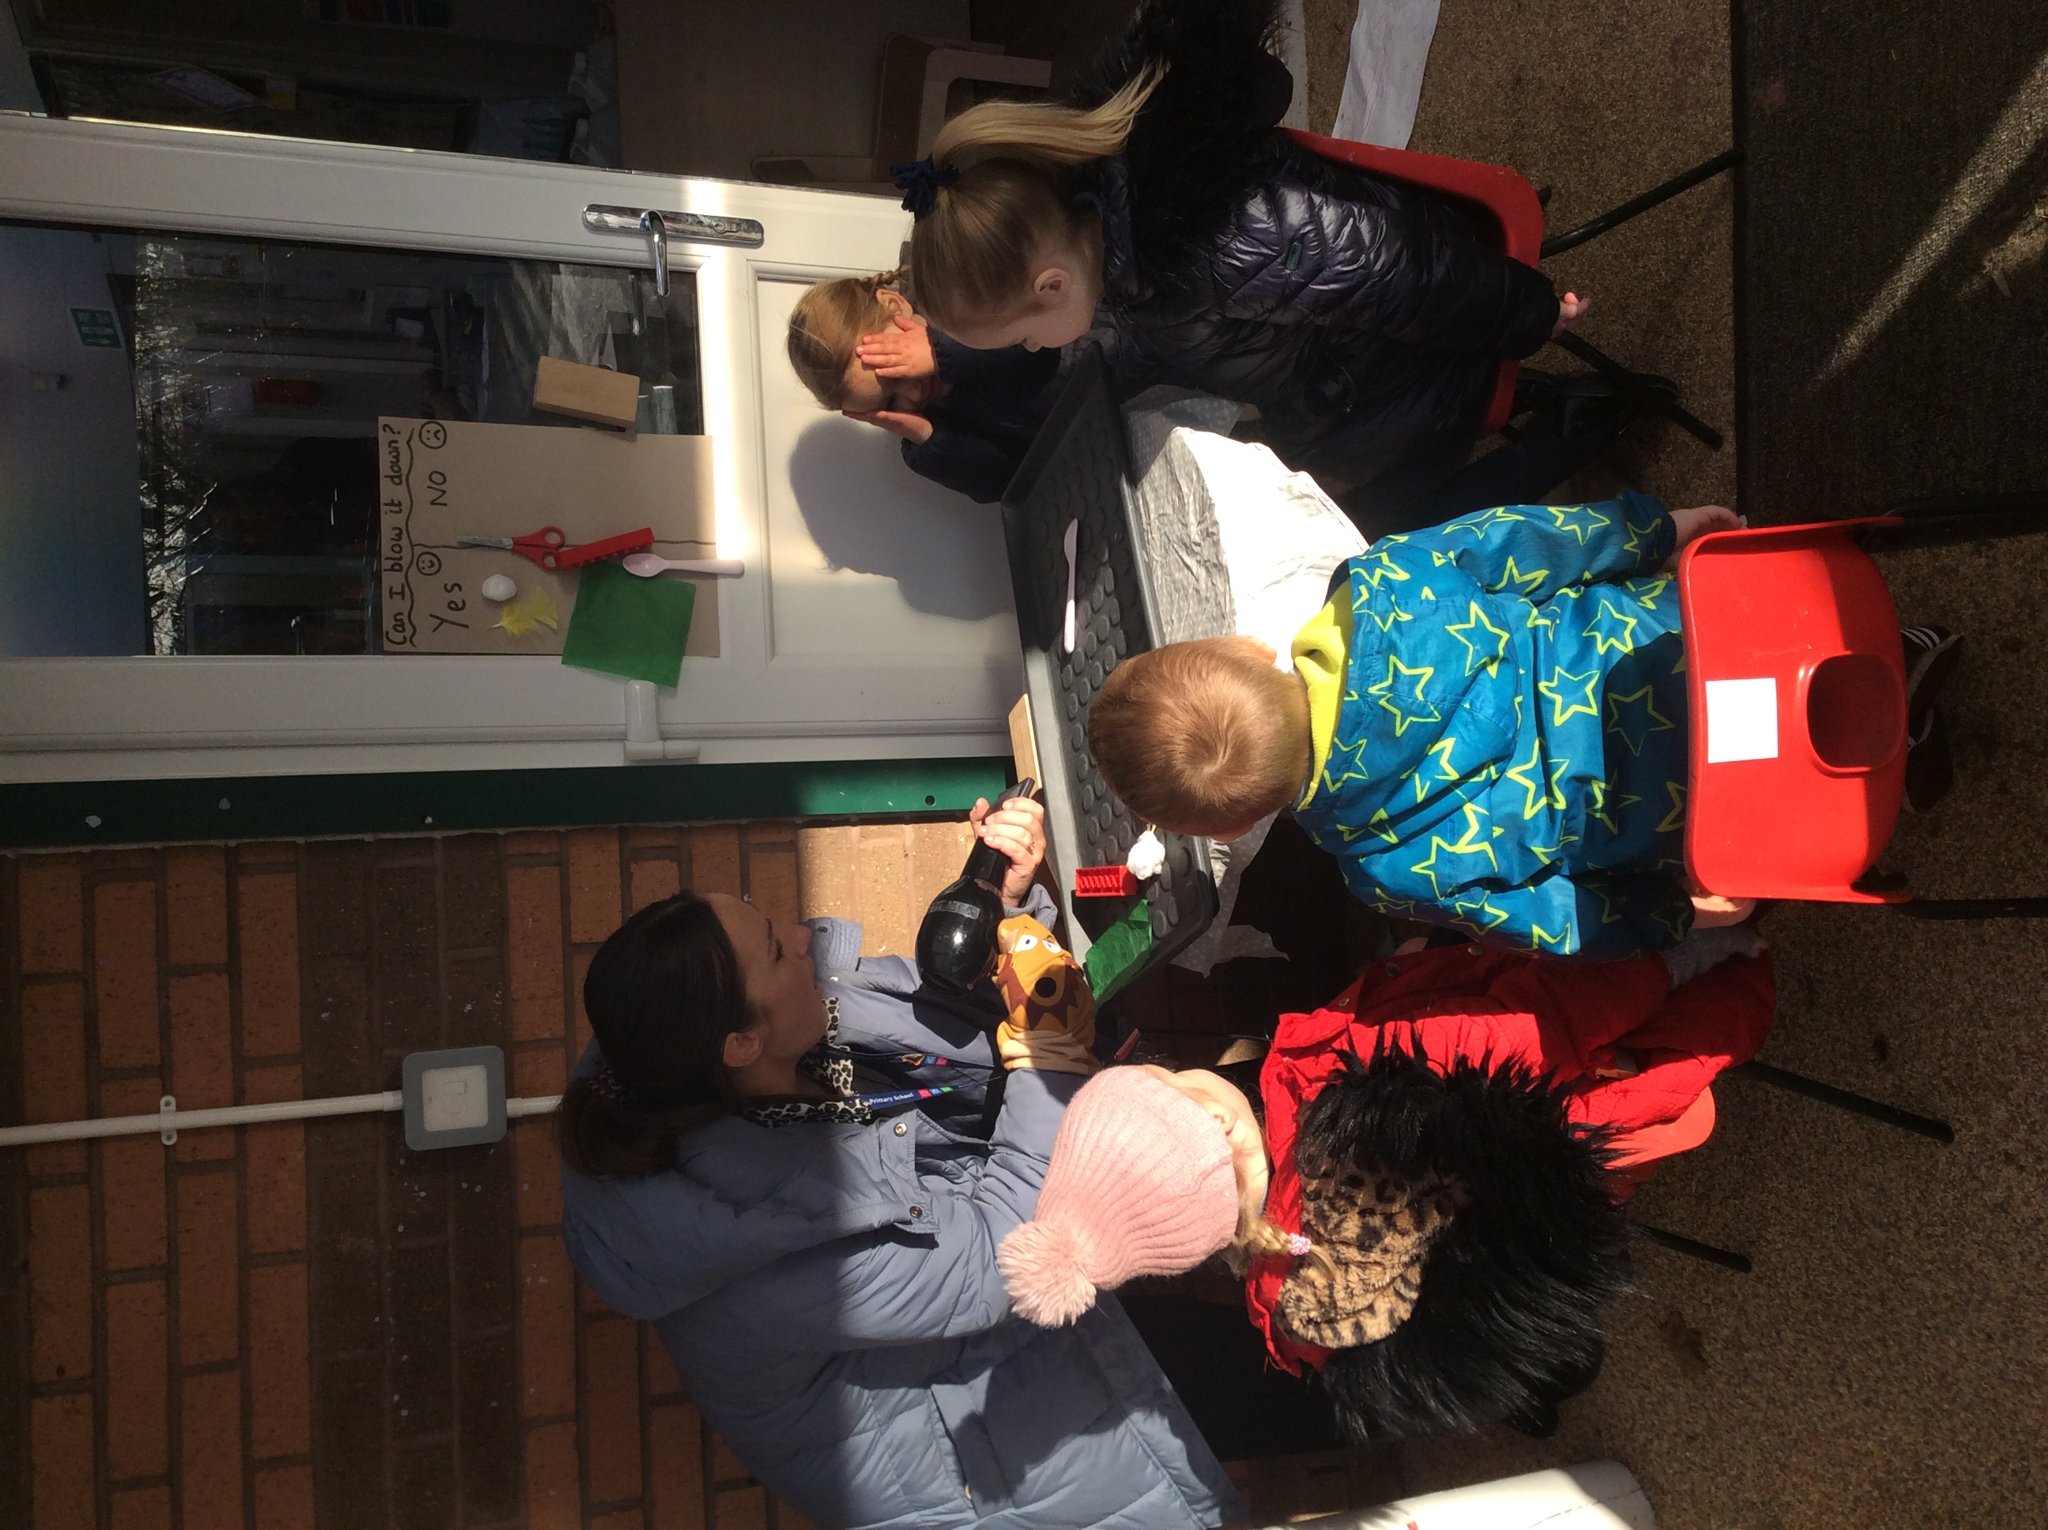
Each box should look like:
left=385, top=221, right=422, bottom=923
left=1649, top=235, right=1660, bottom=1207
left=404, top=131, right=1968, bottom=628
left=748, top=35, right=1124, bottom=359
left=1287, top=129, right=1540, bottom=434
left=1678, top=498, right=2048, bottom=917
left=1287, top=128, right=1735, bottom=445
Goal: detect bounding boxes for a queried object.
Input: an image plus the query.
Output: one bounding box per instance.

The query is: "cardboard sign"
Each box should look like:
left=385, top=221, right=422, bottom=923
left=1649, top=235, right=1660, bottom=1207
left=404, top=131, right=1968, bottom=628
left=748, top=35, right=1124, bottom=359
left=376, top=417, right=719, bottom=657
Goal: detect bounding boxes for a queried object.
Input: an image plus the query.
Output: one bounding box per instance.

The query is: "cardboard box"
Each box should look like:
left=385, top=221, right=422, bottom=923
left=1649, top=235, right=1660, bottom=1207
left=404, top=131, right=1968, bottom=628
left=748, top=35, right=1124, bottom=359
left=533, top=355, right=640, bottom=429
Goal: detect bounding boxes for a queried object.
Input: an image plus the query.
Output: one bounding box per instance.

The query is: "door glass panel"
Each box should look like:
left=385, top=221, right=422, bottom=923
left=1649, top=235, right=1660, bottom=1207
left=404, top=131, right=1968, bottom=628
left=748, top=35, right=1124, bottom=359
left=0, top=220, right=698, bottom=657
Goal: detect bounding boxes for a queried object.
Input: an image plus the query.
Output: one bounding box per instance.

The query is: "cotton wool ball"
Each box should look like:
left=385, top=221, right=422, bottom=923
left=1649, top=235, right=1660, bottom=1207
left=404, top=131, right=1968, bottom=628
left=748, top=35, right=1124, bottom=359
left=481, top=574, right=519, bottom=603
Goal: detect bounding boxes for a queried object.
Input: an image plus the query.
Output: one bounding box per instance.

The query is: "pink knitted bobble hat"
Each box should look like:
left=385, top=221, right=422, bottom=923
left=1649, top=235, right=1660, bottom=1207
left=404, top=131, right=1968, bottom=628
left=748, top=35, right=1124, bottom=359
left=997, top=1066, right=1241, bottom=1327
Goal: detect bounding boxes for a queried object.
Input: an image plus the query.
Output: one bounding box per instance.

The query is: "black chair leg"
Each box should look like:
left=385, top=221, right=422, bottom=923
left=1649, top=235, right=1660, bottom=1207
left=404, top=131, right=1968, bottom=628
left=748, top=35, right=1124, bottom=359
left=1728, top=1060, right=1955, bottom=1144
left=1853, top=492, right=2048, bottom=553
left=1550, top=331, right=1725, bottom=449
left=1539, top=148, right=1742, bottom=258
left=1631, top=1222, right=1752, bottom=1273
left=1894, top=896, right=2048, bottom=921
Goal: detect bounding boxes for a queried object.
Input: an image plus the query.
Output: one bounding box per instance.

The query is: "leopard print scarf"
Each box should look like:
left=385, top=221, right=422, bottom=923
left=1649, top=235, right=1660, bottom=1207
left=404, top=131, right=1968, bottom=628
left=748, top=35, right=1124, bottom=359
left=740, top=998, right=877, bottom=1129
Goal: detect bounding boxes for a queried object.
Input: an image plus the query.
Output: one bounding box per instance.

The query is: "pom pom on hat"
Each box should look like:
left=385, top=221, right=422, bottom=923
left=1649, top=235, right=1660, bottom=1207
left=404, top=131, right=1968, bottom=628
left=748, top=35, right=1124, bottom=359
left=997, top=1066, right=1241, bottom=1327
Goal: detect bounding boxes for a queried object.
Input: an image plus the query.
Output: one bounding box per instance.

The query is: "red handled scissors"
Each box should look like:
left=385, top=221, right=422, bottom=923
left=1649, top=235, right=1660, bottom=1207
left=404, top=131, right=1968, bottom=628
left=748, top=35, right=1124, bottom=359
left=456, top=525, right=654, bottom=571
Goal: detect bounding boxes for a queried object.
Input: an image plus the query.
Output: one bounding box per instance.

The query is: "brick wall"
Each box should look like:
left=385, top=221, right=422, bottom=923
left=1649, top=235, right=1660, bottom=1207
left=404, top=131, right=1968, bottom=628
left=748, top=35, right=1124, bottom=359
left=2, top=821, right=969, bottom=1530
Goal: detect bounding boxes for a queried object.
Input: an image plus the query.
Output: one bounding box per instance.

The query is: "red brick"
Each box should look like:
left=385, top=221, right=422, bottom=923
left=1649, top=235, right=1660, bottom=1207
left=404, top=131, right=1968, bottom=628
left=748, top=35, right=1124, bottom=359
left=512, top=1043, right=567, bottom=1098
left=649, top=1401, right=706, bottom=1530
left=164, top=846, right=229, bottom=967
left=583, top=1317, right=643, bottom=1503
left=243, top=1065, right=307, bottom=1257
left=237, top=871, right=301, bottom=1058
left=169, top=972, right=234, bottom=1162
left=30, top=1392, right=95, bottom=1530
left=715, top=1486, right=770, bottom=1529
left=507, top=865, right=566, bottom=1043
left=253, top=1464, right=315, bottom=1530
left=180, top=1369, right=244, bottom=1530
left=110, top=1483, right=173, bottom=1530
left=645, top=1328, right=685, bottom=1401
left=630, top=856, right=682, bottom=914
left=29, top=1183, right=92, bottom=1383
left=520, top=1234, right=576, bottom=1419
left=95, top=880, right=162, bottom=1069
left=513, top=1117, right=562, bottom=1229
left=234, top=841, right=299, bottom=868
left=25, top=1142, right=88, bottom=1177
left=742, top=842, right=800, bottom=927
left=105, top=1280, right=169, bottom=1479
left=99, top=1076, right=168, bottom=1271
left=249, top=1262, right=311, bottom=1460
left=775, top=1500, right=819, bottom=1530
left=21, top=979, right=88, bottom=1124
left=580, top=1270, right=610, bottom=1314
left=572, top=948, right=595, bottom=1054
left=525, top=1420, right=581, bottom=1530
left=687, top=826, right=742, bottom=896
left=709, top=1431, right=750, bottom=1483
left=502, top=829, right=562, bottom=858
left=17, top=855, right=83, bottom=974
left=627, top=826, right=680, bottom=851
left=175, top=1172, right=240, bottom=1364
left=567, top=828, right=623, bottom=945
left=592, top=1512, right=645, bottom=1530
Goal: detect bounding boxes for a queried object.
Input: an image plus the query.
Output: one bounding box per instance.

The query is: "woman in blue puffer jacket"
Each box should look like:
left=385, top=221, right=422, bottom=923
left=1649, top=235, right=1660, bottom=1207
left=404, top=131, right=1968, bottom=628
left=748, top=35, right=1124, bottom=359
left=557, top=794, right=1242, bottom=1530
left=905, top=0, right=1600, bottom=532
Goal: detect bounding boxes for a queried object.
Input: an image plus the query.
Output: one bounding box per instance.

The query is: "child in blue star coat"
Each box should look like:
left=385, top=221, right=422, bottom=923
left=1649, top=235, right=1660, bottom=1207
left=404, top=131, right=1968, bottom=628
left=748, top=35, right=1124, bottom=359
left=1089, top=492, right=1754, bottom=958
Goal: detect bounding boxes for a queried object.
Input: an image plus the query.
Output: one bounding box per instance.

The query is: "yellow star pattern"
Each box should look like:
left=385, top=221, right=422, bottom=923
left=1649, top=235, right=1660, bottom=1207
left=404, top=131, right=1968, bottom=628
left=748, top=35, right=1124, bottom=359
left=1544, top=501, right=1614, bottom=546
left=1586, top=780, right=1642, bottom=836
left=1501, top=735, right=1567, bottom=820
left=1492, top=554, right=1549, bottom=601
left=1630, top=575, right=1672, bottom=608
left=1656, top=779, right=1687, bottom=834
left=1526, top=919, right=1576, bottom=953
left=1581, top=597, right=1642, bottom=656
left=1654, top=902, right=1693, bottom=944
left=1441, top=506, right=1529, bottom=538
left=1448, top=889, right=1513, bottom=933
left=1538, top=664, right=1602, bottom=726
left=1604, top=684, right=1677, bottom=758
left=1366, top=655, right=1442, bottom=738
left=1445, top=601, right=1512, bottom=676
left=1321, top=736, right=1373, bottom=794
left=1354, top=546, right=1413, bottom=592
left=1405, top=803, right=1500, bottom=899
left=1414, top=737, right=1461, bottom=804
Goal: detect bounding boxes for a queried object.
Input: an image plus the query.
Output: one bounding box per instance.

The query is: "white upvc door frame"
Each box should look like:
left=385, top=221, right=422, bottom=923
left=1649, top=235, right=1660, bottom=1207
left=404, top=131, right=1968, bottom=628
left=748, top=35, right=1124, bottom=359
left=0, top=113, right=1018, bottom=783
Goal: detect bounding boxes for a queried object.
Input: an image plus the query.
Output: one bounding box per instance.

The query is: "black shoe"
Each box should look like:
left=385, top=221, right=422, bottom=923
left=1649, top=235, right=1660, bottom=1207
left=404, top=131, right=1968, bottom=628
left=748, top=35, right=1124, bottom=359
left=1901, top=625, right=1963, bottom=738
left=1904, top=706, right=1955, bottom=813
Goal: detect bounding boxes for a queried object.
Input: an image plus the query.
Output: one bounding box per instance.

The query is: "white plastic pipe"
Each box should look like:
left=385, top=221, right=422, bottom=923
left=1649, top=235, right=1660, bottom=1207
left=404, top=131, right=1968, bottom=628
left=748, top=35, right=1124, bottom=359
left=1273, top=1461, right=1654, bottom=1530
left=0, top=1091, right=562, bottom=1149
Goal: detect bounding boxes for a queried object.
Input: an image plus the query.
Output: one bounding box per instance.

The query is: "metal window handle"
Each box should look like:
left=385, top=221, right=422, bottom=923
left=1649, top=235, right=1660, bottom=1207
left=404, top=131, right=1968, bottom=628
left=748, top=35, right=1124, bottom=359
left=640, top=209, right=668, bottom=297
left=582, top=204, right=766, bottom=294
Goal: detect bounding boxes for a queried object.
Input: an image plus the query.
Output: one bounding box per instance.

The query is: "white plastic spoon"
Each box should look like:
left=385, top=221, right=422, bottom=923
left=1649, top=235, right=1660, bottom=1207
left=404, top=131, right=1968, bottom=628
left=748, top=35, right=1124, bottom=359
left=620, top=553, right=745, bottom=579
left=1061, top=519, right=1079, bottom=654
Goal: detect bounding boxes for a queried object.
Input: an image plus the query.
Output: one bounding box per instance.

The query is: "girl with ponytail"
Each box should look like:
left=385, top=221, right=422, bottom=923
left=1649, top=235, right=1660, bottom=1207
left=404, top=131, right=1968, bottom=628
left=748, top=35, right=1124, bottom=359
left=903, top=0, right=1611, bottom=533
left=785, top=266, right=1062, bottom=503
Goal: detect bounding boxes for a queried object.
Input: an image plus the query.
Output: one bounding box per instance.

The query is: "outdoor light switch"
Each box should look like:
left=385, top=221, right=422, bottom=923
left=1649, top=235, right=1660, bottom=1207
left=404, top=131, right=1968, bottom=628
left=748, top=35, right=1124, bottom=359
left=401, top=1046, right=508, bottom=1151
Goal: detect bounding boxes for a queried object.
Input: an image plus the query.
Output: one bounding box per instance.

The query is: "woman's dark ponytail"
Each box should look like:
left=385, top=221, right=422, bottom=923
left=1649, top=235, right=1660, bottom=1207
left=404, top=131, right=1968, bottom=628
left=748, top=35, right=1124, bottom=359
left=558, top=892, right=756, bottom=1179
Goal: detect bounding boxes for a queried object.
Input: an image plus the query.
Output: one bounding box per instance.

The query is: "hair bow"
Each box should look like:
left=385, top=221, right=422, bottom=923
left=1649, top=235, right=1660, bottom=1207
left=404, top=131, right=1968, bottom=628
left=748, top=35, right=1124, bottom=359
left=890, top=156, right=959, bottom=218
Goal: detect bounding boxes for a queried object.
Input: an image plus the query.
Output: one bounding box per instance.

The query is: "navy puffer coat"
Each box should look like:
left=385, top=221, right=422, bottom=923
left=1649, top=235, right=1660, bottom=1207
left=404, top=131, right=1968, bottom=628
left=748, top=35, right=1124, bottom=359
left=1086, top=138, right=1559, bottom=482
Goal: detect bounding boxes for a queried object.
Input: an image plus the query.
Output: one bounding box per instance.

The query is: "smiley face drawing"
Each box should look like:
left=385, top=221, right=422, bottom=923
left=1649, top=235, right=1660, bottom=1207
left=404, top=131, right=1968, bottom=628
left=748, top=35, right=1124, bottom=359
left=994, top=915, right=1096, bottom=1041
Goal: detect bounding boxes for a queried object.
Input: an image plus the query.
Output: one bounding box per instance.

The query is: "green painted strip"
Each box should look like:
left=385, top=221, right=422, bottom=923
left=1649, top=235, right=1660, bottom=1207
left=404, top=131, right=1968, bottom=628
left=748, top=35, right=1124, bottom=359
left=0, top=758, right=1011, bottom=850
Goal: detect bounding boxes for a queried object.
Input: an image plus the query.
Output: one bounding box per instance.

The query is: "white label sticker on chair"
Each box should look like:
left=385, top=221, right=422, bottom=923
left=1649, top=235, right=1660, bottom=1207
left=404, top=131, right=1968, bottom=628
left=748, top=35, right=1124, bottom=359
left=1704, top=677, right=1779, bottom=763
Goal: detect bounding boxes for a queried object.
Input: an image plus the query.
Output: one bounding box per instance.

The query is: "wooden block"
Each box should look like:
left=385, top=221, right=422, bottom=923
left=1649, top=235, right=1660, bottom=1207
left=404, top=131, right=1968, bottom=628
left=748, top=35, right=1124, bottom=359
left=1008, top=694, right=1041, bottom=788
left=532, top=356, right=640, bottom=429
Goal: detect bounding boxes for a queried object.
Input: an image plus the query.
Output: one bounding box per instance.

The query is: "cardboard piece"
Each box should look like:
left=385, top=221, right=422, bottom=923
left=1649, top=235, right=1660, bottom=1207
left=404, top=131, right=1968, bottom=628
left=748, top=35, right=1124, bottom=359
left=1007, top=694, right=1041, bottom=788
left=533, top=355, right=641, bottom=428
left=377, top=417, right=720, bottom=656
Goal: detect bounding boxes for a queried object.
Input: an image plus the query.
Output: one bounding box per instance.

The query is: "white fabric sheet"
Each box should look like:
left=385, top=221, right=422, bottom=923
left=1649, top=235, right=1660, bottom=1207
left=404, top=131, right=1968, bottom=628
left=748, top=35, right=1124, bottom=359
left=1332, top=0, right=1442, bottom=149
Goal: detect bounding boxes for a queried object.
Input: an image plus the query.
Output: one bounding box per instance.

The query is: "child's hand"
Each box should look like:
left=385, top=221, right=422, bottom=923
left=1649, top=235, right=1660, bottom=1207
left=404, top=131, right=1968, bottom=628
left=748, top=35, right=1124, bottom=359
left=1689, top=892, right=1757, bottom=928
left=1550, top=290, right=1590, bottom=338
left=843, top=408, right=934, bottom=445
left=855, top=315, right=938, bottom=380
left=1665, top=505, right=1746, bottom=568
